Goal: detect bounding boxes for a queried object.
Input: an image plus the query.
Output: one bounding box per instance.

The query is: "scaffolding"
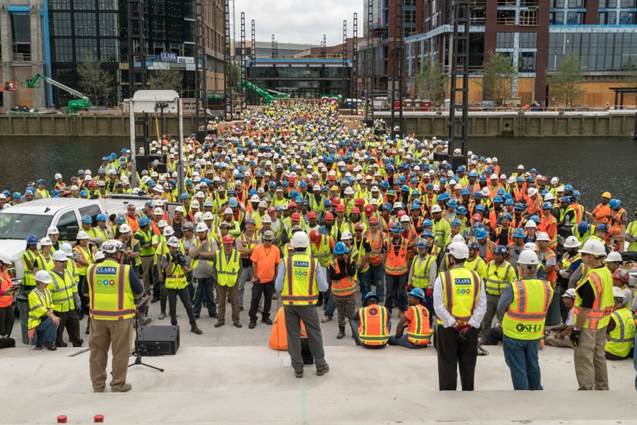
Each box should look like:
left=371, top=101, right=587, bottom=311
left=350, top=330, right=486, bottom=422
left=194, top=0, right=207, bottom=131
left=365, top=0, right=374, bottom=124
left=240, top=11, right=246, bottom=112
left=448, top=0, right=471, bottom=162
left=389, top=0, right=404, bottom=137
left=271, top=34, right=278, bottom=58
left=126, top=0, right=147, bottom=98
left=224, top=0, right=233, bottom=121
left=352, top=12, right=358, bottom=110
left=250, top=19, right=256, bottom=83
left=321, top=34, right=327, bottom=58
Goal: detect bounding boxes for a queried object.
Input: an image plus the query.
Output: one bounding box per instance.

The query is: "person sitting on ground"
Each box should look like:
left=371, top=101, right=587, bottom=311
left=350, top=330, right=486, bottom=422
left=605, top=287, right=636, bottom=360
left=388, top=288, right=432, bottom=348
left=544, top=288, right=576, bottom=348
left=611, top=268, right=632, bottom=309
left=27, top=271, right=60, bottom=351
left=351, top=292, right=390, bottom=348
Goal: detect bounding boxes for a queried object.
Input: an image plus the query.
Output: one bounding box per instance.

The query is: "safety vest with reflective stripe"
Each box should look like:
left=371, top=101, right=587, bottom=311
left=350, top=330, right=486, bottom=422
left=192, top=238, right=214, bottom=269
left=281, top=253, right=318, bottom=306
left=135, top=228, right=155, bottom=257
left=502, top=279, right=553, bottom=340
left=165, top=262, right=189, bottom=290
left=406, top=304, right=432, bottom=345
left=74, top=245, right=93, bottom=276
left=310, top=235, right=332, bottom=267
left=0, top=271, right=13, bottom=308
left=330, top=260, right=356, bottom=297
left=605, top=308, right=636, bottom=358
left=574, top=266, right=614, bottom=330
left=49, top=269, right=77, bottom=313
left=366, top=230, right=384, bottom=266
left=438, top=268, right=481, bottom=325
left=358, top=304, right=389, bottom=346
left=465, top=255, right=488, bottom=279
left=385, top=238, right=408, bottom=276
left=410, top=255, right=435, bottom=289
left=22, top=249, right=42, bottom=287
left=485, top=260, right=516, bottom=296
left=215, top=249, right=240, bottom=287
left=87, top=259, right=136, bottom=321
left=27, top=287, right=53, bottom=330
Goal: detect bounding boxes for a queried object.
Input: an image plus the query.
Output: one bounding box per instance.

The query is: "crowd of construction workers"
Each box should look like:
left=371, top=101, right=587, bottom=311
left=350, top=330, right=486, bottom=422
left=1, top=99, right=636, bottom=390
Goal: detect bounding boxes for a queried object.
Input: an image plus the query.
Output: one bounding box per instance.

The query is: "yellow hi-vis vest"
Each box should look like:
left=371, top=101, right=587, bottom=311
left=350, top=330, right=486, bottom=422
left=165, top=262, right=189, bottom=290
left=437, top=268, right=481, bottom=325
left=605, top=308, right=636, bottom=358
left=27, top=287, right=53, bottom=330
left=215, top=249, right=240, bottom=287
left=22, top=249, right=41, bottom=287
left=310, top=235, right=332, bottom=267
left=465, top=255, right=487, bottom=279
left=574, top=266, right=614, bottom=330
left=485, top=260, right=516, bottom=296
left=135, top=228, right=155, bottom=257
left=281, top=253, right=318, bottom=306
left=410, top=255, right=435, bottom=289
left=87, top=259, right=136, bottom=321
left=192, top=238, right=214, bottom=268
left=502, top=279, right=553, bottom=340
left=74, top=245, right=93, bottom=276
left=49, top=269, right=77, bottom=313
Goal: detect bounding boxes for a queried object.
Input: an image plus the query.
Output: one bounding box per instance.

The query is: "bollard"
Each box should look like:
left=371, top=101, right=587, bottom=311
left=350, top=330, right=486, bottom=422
left=56, top=415, right=67, bottom=423
left=94, top=414, right=104, bottom=423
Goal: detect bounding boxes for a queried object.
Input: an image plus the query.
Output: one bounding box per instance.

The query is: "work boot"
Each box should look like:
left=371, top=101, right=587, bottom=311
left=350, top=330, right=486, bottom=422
left=93, top=387, right=105, bottom=393
left=316, top=362, right=330, bottom=376
left=44, top=342, right=57, bottom=351
left=262, top=317, right=273, bottom=325
left=56, top=341, right=68, bottom=348
left=191, top=325, right=203, bottom=335
left=294, top=369, right=304, bottom=379
left=336, top=327, right=345, bottom=339
left=111, top=383, right=132, bottom=392
left=72, top=339, right=83, bottom=348
left=321, top=316, right=332, bottom=323
left=248, top=320, right=257, bottom=329
left=233, top=321, right=242, bottom=328
left=214, top=320, right=225, bottom=328
left=158, top=312, right=166, bottom=320
left=141, top=317, right=152, bottom=326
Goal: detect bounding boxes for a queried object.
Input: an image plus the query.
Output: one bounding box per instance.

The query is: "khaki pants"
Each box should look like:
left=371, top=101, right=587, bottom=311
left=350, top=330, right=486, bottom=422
left=89, top=319, right=133, bottom=391
left=574, top=327, right=609, bottom=390
left=216, top=284, right=240, bottom=323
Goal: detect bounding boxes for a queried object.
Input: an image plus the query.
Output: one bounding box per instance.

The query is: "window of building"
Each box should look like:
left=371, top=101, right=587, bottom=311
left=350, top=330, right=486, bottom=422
left=519, top=51, right=536, bottom=71
left=100, top=38, right=118, bottom=61
left=497, top=32, right=514, bottom=49
left=99, top=13, right=117, bottom=37
left=75, top=38, right=98, bottom=62
left=74, top=12, right=96, bottom=36
left=497, top=10, right=516, bottom=24
left=550, top=11, right=565, bottom=23
left=98, top=0, right=118, bottom=10
left=519, top=32, right=537, bottom=48
left=51, top=0, right=71, bottom=9
left=11, top=14, right=31, bottom=61
left=619, top=11, right=636, bottom=23
left=51, top=12, right=72, bottom=37
left=566, top=11, right=585, bottom=23
left=74, top=0, right=96, bottom=10
left=53, top=38, right=73, bottom=62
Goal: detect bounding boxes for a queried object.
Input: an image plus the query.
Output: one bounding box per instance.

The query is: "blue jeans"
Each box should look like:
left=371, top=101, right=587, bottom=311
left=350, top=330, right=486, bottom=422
left=192, top=277, right=216, bottom=317
left=503, top=336, right=543, bottom=390
left=364, top=264, right=385, bottom=303
left=388, top=334, right=426, bottom=349
left=35, top=317, right=58, bottom=348
left=324, top=289, right=336, bottom=318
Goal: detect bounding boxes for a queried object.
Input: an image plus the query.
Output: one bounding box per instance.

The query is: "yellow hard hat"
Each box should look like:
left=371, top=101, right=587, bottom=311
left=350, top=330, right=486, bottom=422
left=601, top=191, right=612, bottom=199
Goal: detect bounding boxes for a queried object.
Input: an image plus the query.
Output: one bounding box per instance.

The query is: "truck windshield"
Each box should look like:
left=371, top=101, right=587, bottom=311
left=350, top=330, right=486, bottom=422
left=0, top=213, right=51, bottom=240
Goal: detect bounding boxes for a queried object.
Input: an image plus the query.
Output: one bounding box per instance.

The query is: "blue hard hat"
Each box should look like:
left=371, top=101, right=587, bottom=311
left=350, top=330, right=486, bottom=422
left=409, top=287, right=426, bottom=301
left=513, top=228, right=526, bottom=239
left=597, top=223, right=608, bottom=233
left=422, top=219, right=433, bottom=228
left=228, top=197, right=239, bottom=208
left=609, top=199, right=621, bottom=210
left=333, top=241, right=349, bottom=255
left=26, top=234, right=39, bottom=246
left=451, top=218, right=461, bottom=227
left=475, top=205, right=486, bottom=214
left=447, top=199, right=458, bottom=209
left=437, top=193, right=450, bottom=202
left=460, top=188, right=470, bottom=196
left=81, top=215, right=92, bottom=224
left=502, top=213, right=513, bottom=221
left=416, top=238, right=428, bottom=249
left=469, top=171, right=478, bottom=177
left=495, top=245, right=509, bottom=256
left=391, top=223, right=404, bottom=234
left=572, top=190, right=581, bottom=198
left=139, top=216, right=151, bottom=227
left=13, top=192, right=22, bottom=199
left=529, top=215, right=540, bottom=224
left=115, top=215, right=126, bottom=225
left=564, top=184, right=573, bottom=192
left=96, top=213, right=107, bottom=222
left=560, top=196, right=570, bottom=204
left=363, top=292, right=379, bottom=303
left=422, top=230, right=434, bottom=238
left=493, top=195, right=503, bottom=204
left=543, top=202, right=552, bottom=210
left=578, top=221, right=589, bottom=234
left=180, top=192, right=190, bottom=200
left=476, top=229, right=488, bottom=240
left=456, top=206, right=468, bottom=216
left=401, top=184, right=410, bottom=193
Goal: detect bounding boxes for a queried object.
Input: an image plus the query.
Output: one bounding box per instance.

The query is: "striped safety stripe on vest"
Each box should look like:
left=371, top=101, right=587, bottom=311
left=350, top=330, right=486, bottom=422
left=89, top=265, right=136, bottom=319
left=359, top=304, right=389, bottom=345
left=281, top=255, right=317, bottom=304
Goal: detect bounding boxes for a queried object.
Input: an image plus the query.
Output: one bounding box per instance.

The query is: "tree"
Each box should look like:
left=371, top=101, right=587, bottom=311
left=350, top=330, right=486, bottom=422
left=415, top=57, right=447, bottom=105
left=228, top=62, right=241, bottom=90
left=149, top=69, right=184, bottom=94
left=482, top=52, right=517, bottom=105
left=77, top=62, right=114, bottom=106
left=549, top=54, right=583, bottom=107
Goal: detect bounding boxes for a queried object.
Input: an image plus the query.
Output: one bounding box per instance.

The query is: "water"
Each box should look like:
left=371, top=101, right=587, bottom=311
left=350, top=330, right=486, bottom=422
left=0, top=135, right=634, bottom=213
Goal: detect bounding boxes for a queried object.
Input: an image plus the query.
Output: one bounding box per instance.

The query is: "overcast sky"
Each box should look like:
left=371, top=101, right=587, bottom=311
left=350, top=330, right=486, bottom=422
left=234, top=0, right=364, bottom=45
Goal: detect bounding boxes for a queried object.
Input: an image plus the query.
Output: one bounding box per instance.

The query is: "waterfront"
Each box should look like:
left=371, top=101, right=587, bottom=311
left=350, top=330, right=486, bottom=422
left=0, top=135, right=634, bottom=212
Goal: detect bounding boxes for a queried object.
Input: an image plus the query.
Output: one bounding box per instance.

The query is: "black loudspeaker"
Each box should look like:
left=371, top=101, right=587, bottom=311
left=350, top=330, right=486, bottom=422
left=136, top=155, right=167, bottom=174
left=433, top=152, right=449, bottom=162
left=450, top=154, right=468, bottom=169
left=135, top=325, right=180, bottom=356
left=196, top=131, right=207, bottom=142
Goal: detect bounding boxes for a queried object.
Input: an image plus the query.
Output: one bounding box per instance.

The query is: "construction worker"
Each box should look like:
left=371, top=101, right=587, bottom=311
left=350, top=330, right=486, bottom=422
left=388, top=288, right=432, bottom=348
left=249, top=229, right=281, bottom=329
left=27, top=270, right=59, bottom=351
left=190, top=222, right=218, bottom=320
left=591, top=192, right=612, bottom=226
left=465, top=240, right=488, bottom=279
left=480, top=245, right=517, bottom=343
left=604, top=287, right=635, bottom=360
left=0, top=255, right=16, bottom=339
left=351, top=292, right=390, bottom=348
left=237, top=217, right=259, bottom=310
left=571, top=238, right=614, bottom=391
left=275, top=231, right=329, bottom=378
left=498, top=249, right=554, bottom=390
left=433, top=241, right=487, bottom=391
left=214, top=235, right=242, bottom=328
left=624, top=208, right=637, bottom=252
left=87, top=240, right=144, bottom=393
left=327, top=242, right=357, bottom=339
left=49, top=251, right=82, bottom=347
left=384, top=222, right=409, bottom=316
left=363, top=216, right=385, bottom=303
left=407, top=239, right=437, bottom=321
left=134, top=216, right=155, bottom=294
left=22, top=234, right=42, bottom=292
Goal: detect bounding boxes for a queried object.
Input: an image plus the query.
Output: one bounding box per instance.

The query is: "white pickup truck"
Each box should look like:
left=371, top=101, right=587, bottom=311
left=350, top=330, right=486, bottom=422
left=0, top=196, right=149, bottom=282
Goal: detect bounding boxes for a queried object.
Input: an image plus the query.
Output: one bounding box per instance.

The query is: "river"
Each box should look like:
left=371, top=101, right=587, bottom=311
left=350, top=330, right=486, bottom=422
left=0, top=136, right=634, bottom=213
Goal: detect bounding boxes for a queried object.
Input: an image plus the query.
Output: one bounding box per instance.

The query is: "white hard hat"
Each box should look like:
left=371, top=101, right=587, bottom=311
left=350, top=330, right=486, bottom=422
left=76, top=231, right=90, bottom=240
left=223, top=207, right=233, bottom=215
left=490, top=173, right=498, bottom=180
left=525, top=220, right=537, bottom=228
left=100, top=240, right=119, bottom=254
left=579, top=239, right=606, bottom=257
left=535, top=232, right=550, bottom=242
left=163, top=226, right=175, bottom=237
left=550, top=177, right=559, bottom=185
left=527, top=188, right=538, bottom=197
left=447, top=242, right=469, bottom=260
left=0, top=254, right=12, bottom=265
left=524, top=242, right=537, bottom=251
left=153, top=207, right=164, bottom=216
left=344, top=186, right=355, bottom=195
left=451, top=234, right=465, bottom=244
left=167, top=236, right=180, bottom=248
left=52, top=250, right=67, bottom=262
left=606, top=251, right=623, bottom=263
left=195, top=222, right=209, bottom=233
left=157, top=219, right=168, bottom=228
left=190, top=200, right=200, bottom=209
left=340, top=231, right=352, bottom=241
left=61, top=242, right=74, bottom=257
left=203, top=212, right=214, bottom=221
left=431, top=204, right=442, bottom=213
left=613, top=286, right=626, bottom=300
left=517, top=249, right=539, bottom=266
left=563, top=236, right=580, bottom=249
left=39, top=237, right=52, bottom=247
left=400, top=215, right=411, bottom=223
left=291, top=231, right=309, bottom=249
left=54, top=173, right=63, bottom=180
left=175, top=206, right=185, bottom=214
left=544, top=193, right=555, bottom=202
left=119, top=224, right=132, bottom=234
left=94, top=251, right=105, bottom=261
left=47, top=226, right=60, bottom=235
left=35, top=270, right=52, bottom=284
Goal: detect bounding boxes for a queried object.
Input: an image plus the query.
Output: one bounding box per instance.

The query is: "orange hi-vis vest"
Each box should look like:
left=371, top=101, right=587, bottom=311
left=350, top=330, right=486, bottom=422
left=406, top=304, right=432, bottom=346
left=0, top=270, right=13, bottom=308
left=358, top=304, right=389, bottom=346
left=331, top=261, right=357, bottom=297
left=385, top=238, right=408, bottom=276
left=366, top=229, right=384, bottom=266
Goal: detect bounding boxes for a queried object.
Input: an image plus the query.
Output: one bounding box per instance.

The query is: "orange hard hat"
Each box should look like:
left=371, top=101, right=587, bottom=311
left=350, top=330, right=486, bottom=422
left=368, top=216, right=379, bottom=224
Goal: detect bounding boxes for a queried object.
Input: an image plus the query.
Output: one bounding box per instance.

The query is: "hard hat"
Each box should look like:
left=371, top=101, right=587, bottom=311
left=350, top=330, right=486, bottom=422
left=517, top=249, right=539, bottom=266
left=562, top=288, right=576, bottom=298
left=333, top=242, right=349, bottom=255
left=0, top=254, right=12, bottom=265
left=609, top=199, right=621, bottom=210
left=94, top=251, right=105, bottom=261
left=61, top=242, right=73, bottom=257
left=613, top=286, right=626, bottom=300
left=468, top=240, right=480, bottom=250
left=196, top=222, right=209, bottom=233
left=35, top=270, right=52, bottom=284
left=524, top=242, right=537, bottom=251
left=527, top=187, right=538, bottom=197
left=222, top=235, right=234, bottom=244
left=601, top=191, right=612, bottom=199
left=54, top=173, right=63, bottom=180
left=76, top=231, right=90, bottom=240
left=81, top=215, right=93, bottom=224
left=612, top=269, right=629, bottom=284
left=167, top=236, right=180, bottom=248
left=203, top=212, right=214, bottom=221
left=597, top=223, right=608, bottom=233
left=153, top=207, right=164, bottom=216
left=291, top=231, right=309, bottom=249
left=563, top=236, right=580, bottom=249
left=262, top=230, right=275, bottom=241
left=119, top=223, right=131, bottom=234
left=525, top=220, right=537, bottom=228
left=447, top=242, right=469, bottom=260
left=606, top=251, right=623, bottom=263
left=416, top=238, right=428, bottom=249
left=409, top=287, right=426, bottom=301
left=494, top=245, right=509, bottom=256
left=513, top=228, right=526, bottom=239
left=52, top=250, right=67, bottom=262
left=431, top=204, right=442, bottom=213
left=163, top=226, right=175, bottom=237
left=340, top=231, right=353, bottom=241
left=535, top=232, right=550, bottom=242
left=290, top=212, right=301, bottom=222
left=475, top=229, right=488, bottom=241
left=100, top=240, right=118, bottom=254
left=309, top=229, right=321, bottom=243
left=579, top=239, right=606, bottom=257
left=363, top=292, right=379, bottom=303
left=139, top=216, right=151, bottom=227
left=39, top=237, right=52, bottom=247
left=47, top=226, right=60, bottom=235
left=223, top=207, right=233, bottom=215
left=544, top=193, right=555, bottom=202
left=400, top=215, right=411, bottom=223
left=542, top=202, right=552, bottom=210
left=96, top=213, right=107, bottom=222
left=26, top=234, right=39, bottom=245
left=451, top=234, right=465, bottom=244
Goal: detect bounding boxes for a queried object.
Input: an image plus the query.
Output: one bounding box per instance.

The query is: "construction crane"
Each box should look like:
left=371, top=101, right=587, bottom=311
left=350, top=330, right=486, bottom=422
left=24, top=74, right=92, bottom=114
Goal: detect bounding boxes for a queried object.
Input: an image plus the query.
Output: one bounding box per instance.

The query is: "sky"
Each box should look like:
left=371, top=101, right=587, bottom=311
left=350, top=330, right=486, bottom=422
left=233, top=0, right=364, bottom=46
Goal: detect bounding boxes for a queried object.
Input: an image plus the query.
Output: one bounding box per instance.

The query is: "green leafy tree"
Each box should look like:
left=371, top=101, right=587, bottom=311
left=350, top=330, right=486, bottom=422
left=77, top=62, right=114, bottom=106
left=482, top=52, right=517, bottom=105
left=549, top=54, right=584, bottom=107
left=149, top=69, right=184, bottom=94
left=228, top=62, right=241, bottom=90
left=415, top=57, right=447, bottom=105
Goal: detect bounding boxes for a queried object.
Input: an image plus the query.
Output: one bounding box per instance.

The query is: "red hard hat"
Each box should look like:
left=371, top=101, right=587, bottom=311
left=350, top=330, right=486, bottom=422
left=332, top=196, right=341, bottom=206
left=309, top=229, right=321, bottom=243
left=397, top=210, right=405, bottom=218
left=222, top=235, right=234, bottom=244
left=307, top=211, right=317, bottom=219
left=354, top=222, right=364, bottom=231
left=364, top=204, right=375, bottom=215
left=351, top=206, right=360, bottom=215
left=335, top=204, right=346, bottom=213
left=291, top=212, right=301, bottom=222
left=288, top=201, right=297, bottom=209
left=355, top=198, right=365, bottom=207
left=324, top=211, right=334, bottom=222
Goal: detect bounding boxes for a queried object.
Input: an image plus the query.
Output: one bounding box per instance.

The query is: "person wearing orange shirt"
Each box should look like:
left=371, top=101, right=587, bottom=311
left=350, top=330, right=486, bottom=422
left=125, top=204, right=140, bottom=233
left=384, top=223, right=410, bottom=316
left=388, top=288, right=432, bottom=348
left=591, top=192, right=612, bottom=226
left=0, top=256, right=17, bottom=339
left=538, top=202, right=558, bottom=249
left=248, top=230, right=281, bottom=329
